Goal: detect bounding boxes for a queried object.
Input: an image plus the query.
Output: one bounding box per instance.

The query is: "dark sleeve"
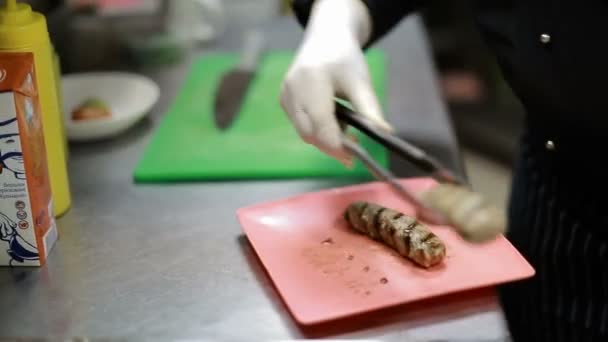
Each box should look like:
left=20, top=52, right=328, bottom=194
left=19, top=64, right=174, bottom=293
left=292, top=0, right=426, bottom=46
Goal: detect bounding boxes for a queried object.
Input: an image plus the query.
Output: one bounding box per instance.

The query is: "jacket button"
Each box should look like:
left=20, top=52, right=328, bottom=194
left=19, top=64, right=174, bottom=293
left=540, top=33, right=551, bottom=44
left=545, top=140, right=556, bottom=150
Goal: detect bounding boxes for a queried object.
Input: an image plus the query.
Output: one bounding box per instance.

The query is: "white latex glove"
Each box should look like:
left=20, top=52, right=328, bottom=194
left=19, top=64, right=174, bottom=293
left=280, top=0, right=393, bottom=165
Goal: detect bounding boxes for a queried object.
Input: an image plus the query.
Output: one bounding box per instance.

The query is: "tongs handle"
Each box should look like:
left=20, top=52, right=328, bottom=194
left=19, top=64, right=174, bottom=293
left=335, top=101, right=464, bottom=185
left=342, top=137, right=448, bottom=225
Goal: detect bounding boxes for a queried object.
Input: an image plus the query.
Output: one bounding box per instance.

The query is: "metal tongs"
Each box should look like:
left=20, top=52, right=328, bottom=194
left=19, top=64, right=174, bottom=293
left=335, top=101, right=466, bottom=224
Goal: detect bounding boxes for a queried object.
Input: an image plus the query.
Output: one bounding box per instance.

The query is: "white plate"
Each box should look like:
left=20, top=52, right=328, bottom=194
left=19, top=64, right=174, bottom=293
left=62, top=72, right=160, bottom=142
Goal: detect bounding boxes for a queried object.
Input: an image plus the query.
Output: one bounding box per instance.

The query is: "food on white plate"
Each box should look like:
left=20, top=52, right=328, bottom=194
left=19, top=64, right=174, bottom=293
left=71, top=97, right=111, bottom=121
left=344, top=201, right=446, bottom=268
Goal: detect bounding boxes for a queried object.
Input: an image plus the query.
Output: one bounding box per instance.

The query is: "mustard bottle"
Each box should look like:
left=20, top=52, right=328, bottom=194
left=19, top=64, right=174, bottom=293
left=51, top=44, right=68, bottom=161
left=0, top=0, right=71, bottom=216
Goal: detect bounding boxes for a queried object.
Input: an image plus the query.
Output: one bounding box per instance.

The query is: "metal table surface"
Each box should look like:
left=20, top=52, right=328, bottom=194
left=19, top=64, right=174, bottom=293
left=0, top=16, right=507, bottom=340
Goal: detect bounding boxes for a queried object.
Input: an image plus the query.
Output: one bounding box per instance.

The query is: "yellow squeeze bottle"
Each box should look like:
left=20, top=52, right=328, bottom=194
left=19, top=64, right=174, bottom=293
left=0, top=0, right=71, bottom=216
left=51, top=44, right=68, bottom=160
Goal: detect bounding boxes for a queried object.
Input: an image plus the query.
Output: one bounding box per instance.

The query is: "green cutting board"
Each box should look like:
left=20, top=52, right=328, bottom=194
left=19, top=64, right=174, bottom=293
left=134, top=50, right=388, bottom=182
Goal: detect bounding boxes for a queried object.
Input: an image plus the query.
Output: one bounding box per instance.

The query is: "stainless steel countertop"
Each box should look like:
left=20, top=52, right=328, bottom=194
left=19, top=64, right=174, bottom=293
left=0, top=16, right=507, bottom=340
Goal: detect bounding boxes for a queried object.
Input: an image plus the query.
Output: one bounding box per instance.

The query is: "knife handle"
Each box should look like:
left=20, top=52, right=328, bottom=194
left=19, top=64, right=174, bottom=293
left=239, top=30, right=265, bottom=71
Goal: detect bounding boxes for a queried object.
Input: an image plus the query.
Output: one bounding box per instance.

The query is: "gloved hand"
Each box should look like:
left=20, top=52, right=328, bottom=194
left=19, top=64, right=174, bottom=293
left=280, top=0, right=393, bottom=165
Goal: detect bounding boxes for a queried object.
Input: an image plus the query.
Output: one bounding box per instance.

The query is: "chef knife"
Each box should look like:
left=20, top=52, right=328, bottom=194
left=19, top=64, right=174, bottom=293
left=213, top=30, right=265, bottom=130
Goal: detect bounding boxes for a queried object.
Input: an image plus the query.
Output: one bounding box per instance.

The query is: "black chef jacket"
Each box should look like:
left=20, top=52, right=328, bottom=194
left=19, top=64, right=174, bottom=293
left=292, top=0, right=608, bottom=134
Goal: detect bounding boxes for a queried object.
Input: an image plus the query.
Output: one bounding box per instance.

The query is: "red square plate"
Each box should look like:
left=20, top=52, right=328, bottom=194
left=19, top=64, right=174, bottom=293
left=237, top=178, right=535, bottom=325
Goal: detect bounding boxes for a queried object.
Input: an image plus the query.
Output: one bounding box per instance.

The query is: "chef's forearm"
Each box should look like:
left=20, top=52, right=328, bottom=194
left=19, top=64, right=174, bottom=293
left=292, top=0, right=425, bottom=47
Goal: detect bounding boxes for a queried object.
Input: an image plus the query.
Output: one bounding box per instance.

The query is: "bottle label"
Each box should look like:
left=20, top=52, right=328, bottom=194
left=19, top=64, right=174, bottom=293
left=0, top=53, right=56, bottom=267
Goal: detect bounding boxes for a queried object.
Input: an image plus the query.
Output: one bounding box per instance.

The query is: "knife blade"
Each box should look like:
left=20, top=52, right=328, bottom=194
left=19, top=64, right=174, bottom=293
left=213, top=31, right=265, bottom=130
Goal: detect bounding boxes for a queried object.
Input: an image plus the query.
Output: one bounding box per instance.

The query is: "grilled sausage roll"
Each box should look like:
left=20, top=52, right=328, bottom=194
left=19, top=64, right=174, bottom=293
left=344, top=201, right=446, bottom=268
